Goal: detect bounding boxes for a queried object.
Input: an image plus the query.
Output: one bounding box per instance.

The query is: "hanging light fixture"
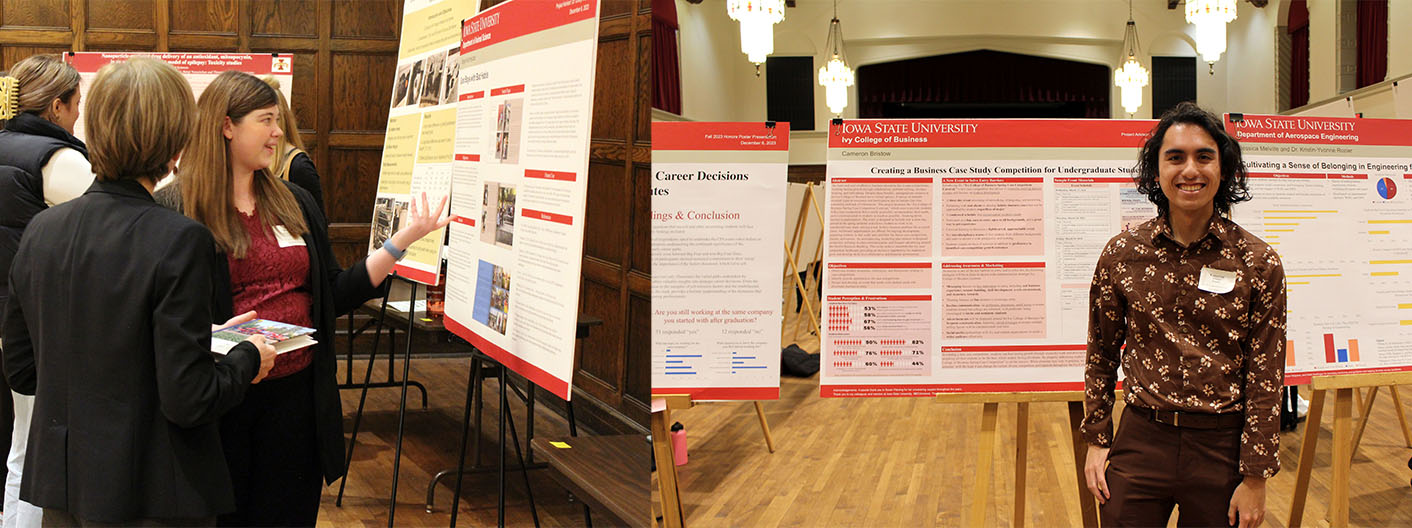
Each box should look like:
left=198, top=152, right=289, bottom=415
left=1185, top=0, right=1237, bottom=73
left=727, top=0, right=786, bottom=75
left=817, top=0, right=853, bottom=116
left=1114, top=0, right=1149, bottom=116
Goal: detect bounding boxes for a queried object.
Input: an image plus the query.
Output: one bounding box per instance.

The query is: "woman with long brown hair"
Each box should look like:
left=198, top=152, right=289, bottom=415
left=0, top=53, right=92, bottom=528
left=159, top=70, right=449, bottom=525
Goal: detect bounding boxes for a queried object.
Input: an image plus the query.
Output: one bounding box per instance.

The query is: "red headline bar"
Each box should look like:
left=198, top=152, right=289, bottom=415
left=525, top=169, right=577, bottom=182
left=941, top=344, right=1087, bottom=353
left=828, top=262, right=931, bottom=269
left=491, top=84, right=526, bottom=96
left=451, top=215, right=475, bottom=227
left=67, top=52, right=279, bottom=75
left=1248, top=173, right=1325, bottom=179
left=1227, top=113, right=1412, bottom=146
left=455, top=154, right=480, bottom=162
left=459, top=91, right=485, bottom=101
left=522, top=208, right=572, bottom=225
left=941, top=177, right=1043, bottom=184
left=826, top=295, right=932, bottom=301
left=1328, top=173, right=1367, bottom=180
left=1054, top=177, right=1133, bottom=184
left=940, top=262, right=1046, bottom=269
left=828, top=119, right=1155, bottom=149
left=831, top=177, right=932, bottom=184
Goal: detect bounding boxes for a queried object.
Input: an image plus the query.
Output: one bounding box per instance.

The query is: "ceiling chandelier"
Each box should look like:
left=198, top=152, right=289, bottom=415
left=1115, top=0, right=1149, bottom=116
left=1185, top=0, right=1237, bottom=73
left=727, top=0, right=785, bottom=75
left=817, top=0, right=853, bottom=116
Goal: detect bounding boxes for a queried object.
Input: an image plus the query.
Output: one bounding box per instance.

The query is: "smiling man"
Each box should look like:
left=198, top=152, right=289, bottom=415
left=1081, top=102, right=1287, bottom=528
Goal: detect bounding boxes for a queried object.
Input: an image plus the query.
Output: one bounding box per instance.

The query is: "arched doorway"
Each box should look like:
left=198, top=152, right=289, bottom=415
left=856, top=50, right=1110, bottom=119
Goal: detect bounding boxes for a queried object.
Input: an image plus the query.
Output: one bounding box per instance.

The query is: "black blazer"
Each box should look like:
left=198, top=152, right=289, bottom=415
left=157, top=180, right=383, bottom=484
left=2, top=179, right=261, bottom=522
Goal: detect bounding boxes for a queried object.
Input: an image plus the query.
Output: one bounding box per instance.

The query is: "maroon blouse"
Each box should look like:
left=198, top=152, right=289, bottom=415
left=228, top=209, right=314, bottom=379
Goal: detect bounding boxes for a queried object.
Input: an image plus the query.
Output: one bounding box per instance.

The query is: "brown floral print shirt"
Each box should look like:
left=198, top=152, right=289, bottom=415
left=1082, top=214, right=1287, bottom=478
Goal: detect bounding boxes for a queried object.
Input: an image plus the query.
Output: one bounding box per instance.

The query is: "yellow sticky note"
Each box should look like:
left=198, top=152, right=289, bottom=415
left=550, top=441, right=572, bottom=449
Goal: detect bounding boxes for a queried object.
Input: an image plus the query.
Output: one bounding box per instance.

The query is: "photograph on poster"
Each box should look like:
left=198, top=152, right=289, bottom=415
left=480, top=182, right=516, bottom=247
left=392, top=63, right=412, bottom=107
left=473, top=260, right=511, bottom=335
left=493, top=99, right=522, bottom=163
left=420, top=49, right=446, bottom=107
left=406, top=59, right=424, bottom=109
left=368, top=196, right=408, bottom=253
left=441, top=46, right=459, bottom=105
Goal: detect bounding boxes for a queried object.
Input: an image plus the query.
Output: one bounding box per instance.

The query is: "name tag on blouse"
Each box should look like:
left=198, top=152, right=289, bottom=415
left=1198, top=266, right=1237, bottom=294
left=272, top=226, right=306, bottom=248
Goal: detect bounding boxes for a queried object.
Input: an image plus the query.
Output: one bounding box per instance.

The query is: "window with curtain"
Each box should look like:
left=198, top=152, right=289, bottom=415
left=651, top=0, right=681, bottom=114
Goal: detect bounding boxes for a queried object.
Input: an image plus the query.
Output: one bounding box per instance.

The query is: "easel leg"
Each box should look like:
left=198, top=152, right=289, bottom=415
left=1391, top=385, right=1412, bottom=448
left=1288, top=388, right=1326, bottom=528
left=1351, top=386, right=1380, bottom=455
left=1013, top=402, right=1028, bottom=528
left=651, top=408, right=685, bottom=528
left=752, top=401, right=776, bottom=453
left=1330, top=388, right=1353, bottom=528
left=969, top=402, right=999, bottom=528
left=337, top=285, right=392, bottom=506
left=448, top=356, right=481, bottom=526
left=387, top=281, right=419, bottom=528
left=783, top=242, right=822, bottom=336
left=1066, top=401, right=1098, bottom=528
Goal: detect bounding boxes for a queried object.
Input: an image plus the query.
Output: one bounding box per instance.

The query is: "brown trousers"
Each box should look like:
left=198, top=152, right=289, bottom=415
left=1100, top=406, right=1244, bottom=528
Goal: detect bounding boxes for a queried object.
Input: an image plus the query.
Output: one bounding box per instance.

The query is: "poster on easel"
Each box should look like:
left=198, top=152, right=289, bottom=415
left=367, top=0, right=475, bottom=285
left=442, top=0, right=600, bottom=400
left=64, top=52, right=293, bottom=143
left=650, top=121, right=789, bottom=401
left=1226, top=114, right=1412, bottom=384
left=820, top=119, right=1156, bottom=397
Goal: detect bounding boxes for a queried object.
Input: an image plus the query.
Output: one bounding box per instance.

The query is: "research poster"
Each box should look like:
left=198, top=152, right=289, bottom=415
left=65, top=52, right=293, bottom=143
left=1227, top=114, right=1412, bottom=384
left=367, top=0, right=475, bottom=285
left=650, top=122, right=789, bottom=401
left=442, top=0, right=599, bottom=400
left=820, top=119, right=1156, bottom=397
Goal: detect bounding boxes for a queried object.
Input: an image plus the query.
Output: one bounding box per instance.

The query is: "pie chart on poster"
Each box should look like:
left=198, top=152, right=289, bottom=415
left=1378, top=177, right=1397, bottom=199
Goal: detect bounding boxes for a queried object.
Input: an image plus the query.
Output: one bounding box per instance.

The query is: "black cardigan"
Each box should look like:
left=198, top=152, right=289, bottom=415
left=156, top=181, right=383, bottom=484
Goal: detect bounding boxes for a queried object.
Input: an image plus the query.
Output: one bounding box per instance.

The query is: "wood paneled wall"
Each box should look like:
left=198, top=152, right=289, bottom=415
left=1, top=0, right=651, bottom=430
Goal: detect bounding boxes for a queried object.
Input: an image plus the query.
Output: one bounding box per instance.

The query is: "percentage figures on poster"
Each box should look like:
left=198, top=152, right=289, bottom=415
left=824, top=295, right=930, bottom=377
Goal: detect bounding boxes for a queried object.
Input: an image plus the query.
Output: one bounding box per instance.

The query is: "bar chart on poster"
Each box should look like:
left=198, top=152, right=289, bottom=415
left=1227, top=114, right=1412, bottom=384
left=820, top=119, right=1156, bottom=397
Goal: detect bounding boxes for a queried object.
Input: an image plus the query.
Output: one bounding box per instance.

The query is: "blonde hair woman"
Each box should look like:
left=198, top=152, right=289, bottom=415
left=261, top=76, right=325, bottom=214
left=159, top=70, right=448, bottom=526
left=0, top=53, right=93, bottom=528
left=2, top=57, right=275, bottom=526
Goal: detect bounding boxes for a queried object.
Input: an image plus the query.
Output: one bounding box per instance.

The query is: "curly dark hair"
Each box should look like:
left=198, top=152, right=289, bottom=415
left=1134, top=101, right=1251, bottom=217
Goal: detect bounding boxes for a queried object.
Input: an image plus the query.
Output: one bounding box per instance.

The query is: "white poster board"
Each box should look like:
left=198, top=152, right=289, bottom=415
left=820, top=119, right=1155, bottom=397
left=65, top=52, right=293, bottom=143
left=650, top=121, right=789, bottom=401
left=1227, top=114, right=1412, bottom=384
left=1394, top=80, right=1412, bottom=119
left=442, top=0, right=600, bottom=400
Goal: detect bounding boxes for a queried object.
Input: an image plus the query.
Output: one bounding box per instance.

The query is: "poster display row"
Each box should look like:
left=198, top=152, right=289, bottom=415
left=441, top=0, right=600, bottom=400
left=65, top=52, right=293, bottom=143
left=650, top=121, right=789, bottom=401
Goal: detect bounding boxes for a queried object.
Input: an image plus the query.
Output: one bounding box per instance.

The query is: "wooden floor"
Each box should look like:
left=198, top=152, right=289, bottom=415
left=317, top=356, right=600, bottom=528
left=662, top=323, right=1412, bottom=527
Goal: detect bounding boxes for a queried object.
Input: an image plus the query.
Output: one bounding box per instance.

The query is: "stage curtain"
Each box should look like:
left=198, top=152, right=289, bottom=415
left=856, top=50, right=1110, bottom=118
left=651, top=0, right=682, bottom=114
left=1289, top=0, right=1309, bottom=108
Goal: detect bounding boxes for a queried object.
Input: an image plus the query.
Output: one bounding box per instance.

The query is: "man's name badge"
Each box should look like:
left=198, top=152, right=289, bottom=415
left=1198, top=266, right=1237, bottom=294
left=273, top=226, right=306, bottom=248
